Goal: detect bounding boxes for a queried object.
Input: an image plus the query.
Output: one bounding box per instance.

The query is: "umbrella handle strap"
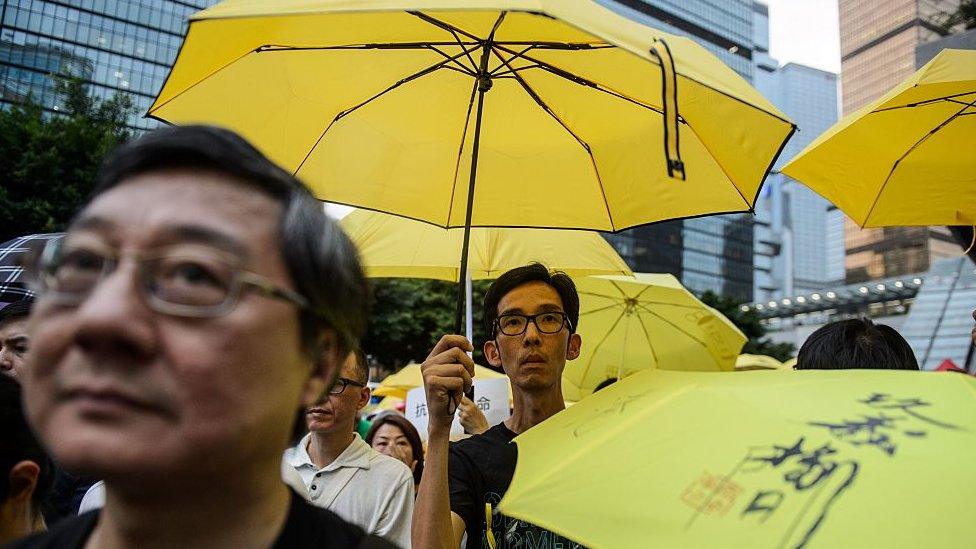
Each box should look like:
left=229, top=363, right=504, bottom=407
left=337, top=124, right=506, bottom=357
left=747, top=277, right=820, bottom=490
left=485, top=503, right=497, bottom=549
left=649, top=38, right=686, bottom=181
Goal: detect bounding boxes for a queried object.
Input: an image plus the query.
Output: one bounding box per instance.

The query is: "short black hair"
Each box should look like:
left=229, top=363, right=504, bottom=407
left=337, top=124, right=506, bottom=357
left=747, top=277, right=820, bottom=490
left=87, top=125, right=368, bottom=359
left=593, top=377, right=618, bottom=392
left=0, top=374, right=53, bottom=511
left=796, top=318, right=919, bottom=371
left=350, top=349, right=370, bottom=385
left=0, top=299, right=33, bottom=326
left=483, top=263, right=579, bottom=338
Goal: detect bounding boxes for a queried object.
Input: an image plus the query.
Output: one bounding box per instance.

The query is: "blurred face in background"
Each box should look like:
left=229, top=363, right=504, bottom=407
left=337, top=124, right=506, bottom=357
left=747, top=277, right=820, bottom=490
left=305, top=352, right=369, bottom=435
left=0, top=318, right=29, bottom=380
left=371, top=422, right=417, bottom=472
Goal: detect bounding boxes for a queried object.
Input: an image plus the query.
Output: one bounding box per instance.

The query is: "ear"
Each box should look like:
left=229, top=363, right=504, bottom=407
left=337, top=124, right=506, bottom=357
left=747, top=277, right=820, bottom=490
left=484, top=339, right=502, bottom=368
left=7, top=460, right=40, bottom=505
left=357, top=386, right=371, bottom=410
left=566, top=332, right=582, bottom=361
left=301, top=329, right=342, bottom=409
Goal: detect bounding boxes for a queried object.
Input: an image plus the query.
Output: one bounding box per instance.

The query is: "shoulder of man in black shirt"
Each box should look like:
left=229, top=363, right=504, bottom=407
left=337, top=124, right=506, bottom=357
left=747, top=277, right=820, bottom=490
left=4, top=490, right=400, bottom=549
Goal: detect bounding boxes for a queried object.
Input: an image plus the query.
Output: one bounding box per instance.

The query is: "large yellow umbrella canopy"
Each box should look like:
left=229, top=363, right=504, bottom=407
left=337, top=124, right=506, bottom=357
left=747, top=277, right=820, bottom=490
left=782, top=49, right=976, bottom=227
left=563, top=274, right=745, bottom=401
left=372, top=362, right=508, bottom=399
left=149, top=0, right=794, bottom=232
left=340, top=209, right=632, bottom=281
left=500, top=369, right=976, bottom=548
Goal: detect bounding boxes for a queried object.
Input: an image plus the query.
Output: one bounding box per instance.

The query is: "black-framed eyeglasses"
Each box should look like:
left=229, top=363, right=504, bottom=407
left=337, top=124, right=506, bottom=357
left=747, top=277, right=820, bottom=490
left=494, top=312, right=572, bottom=336
left=329, top=376, right=367, bottom=395
left=26, top=236, right=312, bottom=318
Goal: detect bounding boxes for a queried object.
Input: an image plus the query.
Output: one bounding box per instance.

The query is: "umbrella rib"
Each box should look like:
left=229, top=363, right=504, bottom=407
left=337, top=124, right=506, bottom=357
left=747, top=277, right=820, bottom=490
left=293, top=44, right=482, bottom=176
left=575, top=308, right=629, bottom=389
left=492, top=46, right=618, bottom=231
left=446, top=80, right=480, bottom=227
left=407, top=11, right=485, bottom=73
left=493, top=41, right=614, bottom=50
left=636, top=304, right=710, bottom=349
left=257, top=42, right=478, bottom=76
left=863, top=96, right=976, bottom=225
left=492, top=43, right=666, bottom=117
left=408, top=11, right=482, bottom=42
left=489, top=45, right=536, bottom=75
left=635, top=310, right=660, bottom=366
left=870, top=90, right=976, bottom=113
left=578, top=302, right=626, bottom=317
left=638, top=300, right=702, bottom=310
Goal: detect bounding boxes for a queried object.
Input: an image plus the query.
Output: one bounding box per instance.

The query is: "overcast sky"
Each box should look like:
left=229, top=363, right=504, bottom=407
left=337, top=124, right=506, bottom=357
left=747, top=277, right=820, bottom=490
left=764, top=0, right=841, bottom=73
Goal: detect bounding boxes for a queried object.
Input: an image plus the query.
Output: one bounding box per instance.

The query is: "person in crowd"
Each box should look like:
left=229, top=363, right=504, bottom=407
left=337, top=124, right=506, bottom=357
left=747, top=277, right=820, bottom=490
left=795, top=318, right=919, bottom=371
left=413, top=263, right=584, bottom=549
left=11, top=125, right=395, bottom=548
left=0, top=374, right=52, bottom=544
left=0, top=299, right=98, bottom=523
left=457, top=395, right=491, bottom=435
left=593, top=377, right=618, bottom=392
left=0, top=299, right=33, bottom=381
left=285, top=350, right=413, bottom=548
left=365, top=412, right=425, bottom=491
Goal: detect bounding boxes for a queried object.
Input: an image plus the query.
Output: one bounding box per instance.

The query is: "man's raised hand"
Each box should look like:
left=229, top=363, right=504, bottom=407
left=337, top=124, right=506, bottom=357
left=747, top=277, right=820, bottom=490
left=421, top=335, right=475, bottom=432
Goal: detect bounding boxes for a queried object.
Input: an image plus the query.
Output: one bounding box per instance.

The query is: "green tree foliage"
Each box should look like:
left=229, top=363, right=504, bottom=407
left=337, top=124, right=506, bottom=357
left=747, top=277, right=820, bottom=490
left=0, top=73, right=134, bottom=242
left=932, top=0, right=976, bottom=32
left=362, top=278, right=491, bottom=370
left=698, top=290, right=796, bottom=362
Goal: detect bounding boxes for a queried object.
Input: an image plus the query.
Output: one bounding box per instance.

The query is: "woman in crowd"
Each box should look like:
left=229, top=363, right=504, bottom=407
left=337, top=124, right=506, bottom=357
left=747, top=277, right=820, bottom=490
left=365, top=413, right=424, bottom=492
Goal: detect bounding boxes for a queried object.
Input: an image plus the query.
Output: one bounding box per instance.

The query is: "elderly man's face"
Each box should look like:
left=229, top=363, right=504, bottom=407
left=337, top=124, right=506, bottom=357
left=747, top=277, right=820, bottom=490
left=23, top=170, right=327, bottom=484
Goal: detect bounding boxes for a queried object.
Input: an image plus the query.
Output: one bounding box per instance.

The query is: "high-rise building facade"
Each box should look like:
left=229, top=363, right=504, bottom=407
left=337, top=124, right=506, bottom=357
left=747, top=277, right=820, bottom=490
left=753, top=59, right=844, bottom=303
left=598, top=0, right=759, bottom=301
left=0, top=0, right=216, bottom=130
left=838, top=0, right=961, bottom=283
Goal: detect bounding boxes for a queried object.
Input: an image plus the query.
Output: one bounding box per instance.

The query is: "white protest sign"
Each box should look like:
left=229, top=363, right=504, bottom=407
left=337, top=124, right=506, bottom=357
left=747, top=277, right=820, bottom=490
left=405, top=377, right=512, bottom=441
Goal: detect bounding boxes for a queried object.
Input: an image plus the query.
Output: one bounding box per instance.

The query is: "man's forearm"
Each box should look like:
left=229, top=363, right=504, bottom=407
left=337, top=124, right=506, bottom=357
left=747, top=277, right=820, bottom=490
left=412, top=427, right=457, bottom=549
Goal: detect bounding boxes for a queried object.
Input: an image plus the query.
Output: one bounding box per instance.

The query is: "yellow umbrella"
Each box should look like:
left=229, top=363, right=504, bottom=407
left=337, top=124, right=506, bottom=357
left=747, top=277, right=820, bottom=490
left=340, top=208, right=632, bottom=281
left=500, top=369, right=976, bottom=548
left=735, top=353, right=784, bottom=371
left=148, top=0, right=795, bottom=328
left=783, top=356, right=798, bottom=370
left=782, top=49, right=976, bottom=227
left=373, top=362, right=509, bottom=399
left=563, top=274, right=745, bottom=401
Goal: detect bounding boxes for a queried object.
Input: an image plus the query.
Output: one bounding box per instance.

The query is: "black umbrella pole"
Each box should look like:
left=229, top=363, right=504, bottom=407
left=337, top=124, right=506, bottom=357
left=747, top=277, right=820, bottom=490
left=454, top=83, right=488, bottom=336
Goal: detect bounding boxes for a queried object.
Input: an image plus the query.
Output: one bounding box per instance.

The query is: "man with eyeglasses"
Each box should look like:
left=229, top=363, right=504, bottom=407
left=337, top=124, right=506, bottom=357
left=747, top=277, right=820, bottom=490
left=10, top=126, right=395, bottom=548
left=413, top=263, right=584, bottom=549
left=284, top=349, right=414, bottom=547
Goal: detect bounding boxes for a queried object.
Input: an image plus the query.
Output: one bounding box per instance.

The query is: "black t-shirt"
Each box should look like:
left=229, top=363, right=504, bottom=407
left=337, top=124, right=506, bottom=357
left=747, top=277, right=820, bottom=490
left=4, top=489, right=398, bottom=549
left=449, top=423, right=584, bottom=549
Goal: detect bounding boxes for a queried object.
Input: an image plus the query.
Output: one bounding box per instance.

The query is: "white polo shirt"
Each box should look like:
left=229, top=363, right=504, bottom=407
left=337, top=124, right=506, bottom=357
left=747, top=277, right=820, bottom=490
left=285, top=433, right=414, bottom=548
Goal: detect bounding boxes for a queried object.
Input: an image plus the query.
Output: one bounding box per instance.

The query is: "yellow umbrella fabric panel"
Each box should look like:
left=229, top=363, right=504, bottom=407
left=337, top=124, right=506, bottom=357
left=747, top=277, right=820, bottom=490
left=562, top=274, right=745, bottom=401
left=782, top=49, right=976, bottom=227
left=500, top=369, right=976, bottom=549
left=734, top=353, right=785, bottom=371
left=372, top=362, right=509, bottom=399
left=150, top=1, right=794, bottom=231
left=340, top=209, right=632, bottom=281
